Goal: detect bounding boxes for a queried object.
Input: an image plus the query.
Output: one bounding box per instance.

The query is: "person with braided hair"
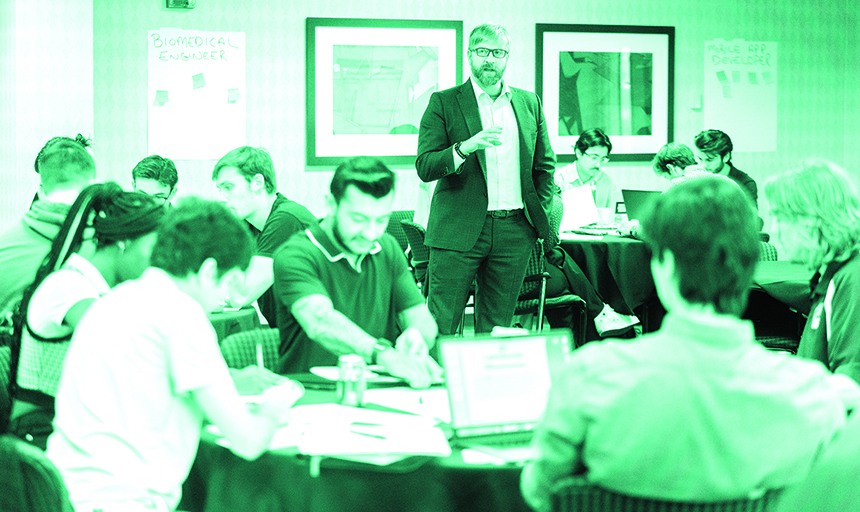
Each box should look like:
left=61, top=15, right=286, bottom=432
left=7, top=182, right=166, bottom=450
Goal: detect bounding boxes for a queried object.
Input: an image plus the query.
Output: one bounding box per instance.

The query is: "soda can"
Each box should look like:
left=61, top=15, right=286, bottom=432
left=337, top=354, right=366, bottom=406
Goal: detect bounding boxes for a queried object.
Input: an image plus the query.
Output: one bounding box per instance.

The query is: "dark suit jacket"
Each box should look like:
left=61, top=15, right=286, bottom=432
left=416, top=79, right=555, bottom=252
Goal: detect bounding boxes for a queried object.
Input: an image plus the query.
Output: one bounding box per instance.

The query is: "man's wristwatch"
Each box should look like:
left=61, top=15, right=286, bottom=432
left=454, top=141, right=468, bottom=160
left=371, top=339, right=394, bottom=365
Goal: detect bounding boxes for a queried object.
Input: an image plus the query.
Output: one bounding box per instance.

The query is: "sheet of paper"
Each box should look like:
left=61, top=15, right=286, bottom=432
left=560, top=185, right=600, bottom=232
left=363, top=387, right=451, bottom=424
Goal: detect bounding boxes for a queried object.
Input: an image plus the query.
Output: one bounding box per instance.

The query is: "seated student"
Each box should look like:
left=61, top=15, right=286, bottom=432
left=521, top=177, right=855, bottom=511
left=132, top=154, right=178, bottom=206
left=651, top=142, right=711, bottom=184
left=273, top=157, right=442, bottom=388
left=29, top=133, right=93, bottom=207
left=0, top=137, right=96, bottom=332
left=212, top=146, right=318, bottom=328
left=519, top=194, right=639, bottom=341
left=554, top=128, right=623, bottom=210
left=764, top=160, right=860, bottom=384
left=8, top=183, right=165, bottom=450
left=47, top=198, right=295, bottom=512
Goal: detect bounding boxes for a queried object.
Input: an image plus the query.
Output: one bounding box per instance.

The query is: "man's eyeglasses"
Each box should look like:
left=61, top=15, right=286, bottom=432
left=471, top=47, right=509, bottom=59
left=582, top=152, right=610, bottom=164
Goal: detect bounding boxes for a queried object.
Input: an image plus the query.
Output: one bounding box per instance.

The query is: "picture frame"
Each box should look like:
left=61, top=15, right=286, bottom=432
left=536, top=24, right=674, bottom=162
left=306, top=18, right=464, bottom=166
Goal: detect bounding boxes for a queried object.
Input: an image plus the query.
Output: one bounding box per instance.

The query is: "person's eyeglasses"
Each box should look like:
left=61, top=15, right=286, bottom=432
left=582, top=152, right=610, bottom=164
left=471, top=47, right=509, bottom=59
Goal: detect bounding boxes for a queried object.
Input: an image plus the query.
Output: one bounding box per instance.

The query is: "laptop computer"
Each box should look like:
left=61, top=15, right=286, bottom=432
left=621, top=189, right=662, bottom=222
left=438, top=329, right=574, bottom=463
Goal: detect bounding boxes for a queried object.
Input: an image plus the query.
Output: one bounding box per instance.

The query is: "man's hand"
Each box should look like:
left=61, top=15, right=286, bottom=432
left=378, top=349, right=443, bottom=389
left=230, top=366, right=290, bottom=396
left=462, top=126, right=504, bottom=154
left=396, top=326, right=429, bottom=356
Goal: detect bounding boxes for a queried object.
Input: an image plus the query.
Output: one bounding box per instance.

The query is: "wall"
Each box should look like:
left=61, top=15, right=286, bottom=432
left=0, top=0, right=93, bottom=224
left=2, top=0, right=856, bottom=232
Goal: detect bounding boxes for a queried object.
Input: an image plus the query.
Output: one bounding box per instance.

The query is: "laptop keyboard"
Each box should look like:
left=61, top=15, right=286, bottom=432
left=462, top=431, right=534, bottom=448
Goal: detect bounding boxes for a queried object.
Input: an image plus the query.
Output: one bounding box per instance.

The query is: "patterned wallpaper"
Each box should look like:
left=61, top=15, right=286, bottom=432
left=1, top=0, right=855, bottom=231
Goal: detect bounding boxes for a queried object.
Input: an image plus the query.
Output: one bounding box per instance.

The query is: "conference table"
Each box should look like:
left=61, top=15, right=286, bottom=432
left=179, top=385, right=531, bottom=512
left=560, top=234, right=813, bottom=333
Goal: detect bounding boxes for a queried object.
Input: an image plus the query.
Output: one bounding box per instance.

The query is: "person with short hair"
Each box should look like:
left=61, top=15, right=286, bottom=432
left=764, top=160, right=860, bottom=384
left=48, top=198, right=296, bottom=512
left=274, top=157, right=441, bottom=388
left=693, top=129, right=758, bottom=207
left=554, top=128, right=623, bottom=209
left=417, top=22, right=555, bottom=336
left=212, top=146, right=318, bottom=328
left=0, top=137, right=96, bottom=330
left=8, top=183, right=165, bottom=450
left=132, top=154, right=179, bottom=206
left=521, top=177, right=856, bottom=511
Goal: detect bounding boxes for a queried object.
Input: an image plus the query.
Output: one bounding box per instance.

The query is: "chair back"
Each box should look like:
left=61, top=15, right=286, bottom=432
left=0, top=434, right=74, bottom=511
left=551, top=476, right=784, bottom=512
left=0, top=346, right=10, bottom=434
left=759, top=241, right=778, bottom=261
left=400, top=220, right=431, bottom=294
left=385, top=210, right=415, bottom=253
left=220, top=328, right=280, bottom=371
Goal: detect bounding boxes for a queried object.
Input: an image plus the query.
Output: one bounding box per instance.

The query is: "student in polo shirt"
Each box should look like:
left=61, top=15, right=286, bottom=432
left=273, top=157, right=442, bottom=388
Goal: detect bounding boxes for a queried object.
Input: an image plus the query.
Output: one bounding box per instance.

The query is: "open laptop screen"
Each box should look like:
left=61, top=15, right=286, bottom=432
left=440, top=330, right=572, bottom=431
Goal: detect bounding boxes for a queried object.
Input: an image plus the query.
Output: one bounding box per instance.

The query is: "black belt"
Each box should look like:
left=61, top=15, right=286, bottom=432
left=487, top=208, right=523, bottom=219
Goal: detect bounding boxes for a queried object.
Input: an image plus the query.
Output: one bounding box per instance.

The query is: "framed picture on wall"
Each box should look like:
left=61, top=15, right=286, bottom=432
left=306, top=18, right=463, bottom=167
left=536, top=24, right=674, bottom=162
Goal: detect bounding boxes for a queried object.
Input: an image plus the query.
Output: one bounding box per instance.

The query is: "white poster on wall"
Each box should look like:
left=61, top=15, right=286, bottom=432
left=147, top=28, right=246, bottom=160
left=704, top=39, right=777, bottom=152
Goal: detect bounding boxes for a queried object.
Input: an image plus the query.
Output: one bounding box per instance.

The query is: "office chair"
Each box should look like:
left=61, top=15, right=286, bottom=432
left=385, top=210, right=414, bottom=254
left=516, top=239, right=588, bottom=345
left=220, top=328, right=281, bottom=371
left=550, top=476, right=784, bottom=512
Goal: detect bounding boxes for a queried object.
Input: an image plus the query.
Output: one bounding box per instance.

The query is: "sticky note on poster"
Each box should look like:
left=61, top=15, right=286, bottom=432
left=227, top=88, right=241, bottom=103
left=704, top=39, right=777, bottom=152
left=153, top=90, right=169, bottom=106
left=192, top=73, right=206, bottom=89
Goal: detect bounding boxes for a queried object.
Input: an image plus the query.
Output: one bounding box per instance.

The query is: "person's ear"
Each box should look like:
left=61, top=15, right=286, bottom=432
left=167, top=187, right=177, bottom=202
left=250, top=174, right=266, bottom=193
left=197, top=257, right=219, bottom=286
left=324, top=193, right=337, bottom=218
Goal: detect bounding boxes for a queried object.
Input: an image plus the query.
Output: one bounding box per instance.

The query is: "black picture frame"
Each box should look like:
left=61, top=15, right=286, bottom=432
left=536, top=24, right=674, bottom=162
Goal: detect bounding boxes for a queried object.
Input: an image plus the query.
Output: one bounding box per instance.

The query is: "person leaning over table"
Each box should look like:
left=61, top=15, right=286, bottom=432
left=273, top=156, right=442, bottom=388
left=132, top=154, right=179, bottom=207
left=212, top=146, right=318, bottom=328
left=8, top=182, right=165, bottom=450
left=553, top=128, right=623, bottom=210
left=47, top=198, right=296, bottom=512
left=521, top=177, right=859, bottom=512
left=764, top=160, right=860, bottom=384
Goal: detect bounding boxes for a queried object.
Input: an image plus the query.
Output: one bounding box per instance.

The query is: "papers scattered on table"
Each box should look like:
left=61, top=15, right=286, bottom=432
left=310, top=365, right=401, bottom=384
left=560, top=232, right=604, bottom=241
left=363, top=387, right=451, bottom=424
left=295, top=403, right=451, bottom=459
left=206, top=401, right=452, bottom=465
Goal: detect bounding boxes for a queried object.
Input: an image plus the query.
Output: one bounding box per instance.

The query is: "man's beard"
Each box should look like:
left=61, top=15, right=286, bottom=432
left=472, top=63, right=504, bottom=88
left=331, top=216, right=372, bottom=255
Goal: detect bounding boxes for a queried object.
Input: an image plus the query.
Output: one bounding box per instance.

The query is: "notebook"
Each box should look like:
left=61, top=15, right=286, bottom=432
left=621, top=189, right=662, bottom=222
left=438, top=329, right=574, bottom=463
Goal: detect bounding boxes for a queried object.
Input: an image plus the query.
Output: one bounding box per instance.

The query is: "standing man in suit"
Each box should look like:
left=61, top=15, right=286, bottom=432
left=416, top=23, right=555, bottom=335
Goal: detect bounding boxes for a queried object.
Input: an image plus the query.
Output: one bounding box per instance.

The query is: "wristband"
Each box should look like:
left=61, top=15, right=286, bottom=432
left=454, top=141, right=468, bottom=160
left=371, top=339, right=394, bottom=365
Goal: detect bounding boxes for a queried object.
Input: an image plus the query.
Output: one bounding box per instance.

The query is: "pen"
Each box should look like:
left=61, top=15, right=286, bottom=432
left=350, top=429, right=387, bottom=440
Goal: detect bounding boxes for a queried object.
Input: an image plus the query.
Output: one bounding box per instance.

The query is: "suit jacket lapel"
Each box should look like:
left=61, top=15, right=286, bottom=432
left=457, top=80, right=487, bottom=179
